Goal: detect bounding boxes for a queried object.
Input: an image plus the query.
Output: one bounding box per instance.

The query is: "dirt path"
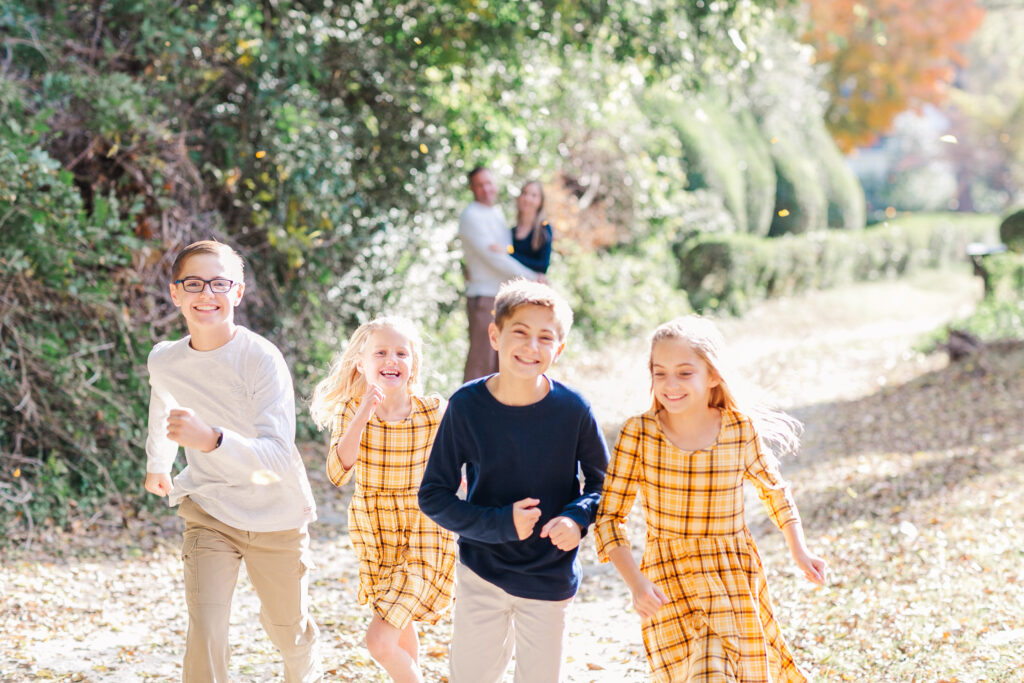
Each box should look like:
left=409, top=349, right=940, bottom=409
left=1, top=268, right=987, bottom=682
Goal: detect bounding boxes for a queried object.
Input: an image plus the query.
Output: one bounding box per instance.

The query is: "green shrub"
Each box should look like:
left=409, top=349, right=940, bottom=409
left=647, top=91, right=780, bottom=238
left=935, top=250, right=1024, bottom=343
left=767, top=135, right=827, bottom=236
left=983, top=251, right=1024, bottom=302
left=551, top=232, right=690, bottom=347
left=999, top=209, right=1024, bottom=253
left=732, top=110, right=776, bottom=237
left=812, top=120, right=866, bottom=230
left=1, top=130, right=152, bottom=535
left=664, top=98, right=747, bottom=234
left=676, top=213, right=998, bottom=314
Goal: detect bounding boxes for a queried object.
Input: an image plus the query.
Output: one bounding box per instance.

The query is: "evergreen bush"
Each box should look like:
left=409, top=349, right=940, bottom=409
left=676, top=213, right=997, bottom=314
left=999, top=209, right=1024, bottom=253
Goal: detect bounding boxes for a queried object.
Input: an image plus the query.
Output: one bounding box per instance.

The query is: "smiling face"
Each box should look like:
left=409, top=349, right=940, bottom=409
left=516, top=181, right=543, bottom=217
left=169, top=252, right=245, bottom=340
left=488, top=303, right=565, bottom=382
left=650, top=336, right=720, bottom=417
left=356, top=327, right=415, bottom=393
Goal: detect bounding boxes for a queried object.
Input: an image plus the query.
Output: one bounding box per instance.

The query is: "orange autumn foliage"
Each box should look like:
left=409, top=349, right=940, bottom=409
left=803, top=0, right=985, bottom=152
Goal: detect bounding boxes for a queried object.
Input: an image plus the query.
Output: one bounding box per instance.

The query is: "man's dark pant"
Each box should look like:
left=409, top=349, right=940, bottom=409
left=464, top=295, right=498, bottom=382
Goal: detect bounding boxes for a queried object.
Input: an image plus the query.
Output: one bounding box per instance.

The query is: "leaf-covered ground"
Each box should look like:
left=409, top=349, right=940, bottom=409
left=3, top=268, right=1023, bottom=682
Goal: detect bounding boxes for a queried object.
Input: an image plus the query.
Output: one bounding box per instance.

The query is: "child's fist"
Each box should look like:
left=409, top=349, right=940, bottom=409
left=512, top=497, right=541, bottom=540
left=145, top=472, right=173, bottom=497
left=167, top=408, right=219, bottom=451
left=360, top=384, right=385, bottom=416
left=540, top=516, right=582, bottom=551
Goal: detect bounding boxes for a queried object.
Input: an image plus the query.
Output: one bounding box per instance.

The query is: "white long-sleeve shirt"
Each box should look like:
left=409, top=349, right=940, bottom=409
left=458, top=201, right=539, bottom=297
left=145, top=326, right=316, bottom=532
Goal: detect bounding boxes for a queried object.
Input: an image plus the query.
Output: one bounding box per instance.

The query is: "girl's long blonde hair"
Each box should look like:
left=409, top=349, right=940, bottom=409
left=648, top=315, right=802, bottom=458
left=309, top=316, right=424, bottom=429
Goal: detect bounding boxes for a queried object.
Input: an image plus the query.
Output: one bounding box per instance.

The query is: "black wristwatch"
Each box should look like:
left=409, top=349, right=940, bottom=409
left=212, top=428, right=224, bottom=449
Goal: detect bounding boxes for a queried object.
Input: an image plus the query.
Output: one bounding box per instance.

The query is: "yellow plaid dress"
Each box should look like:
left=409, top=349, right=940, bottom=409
left=594, top=408, right=809, bottom=682
left=327, top=394, right=456, bottom=629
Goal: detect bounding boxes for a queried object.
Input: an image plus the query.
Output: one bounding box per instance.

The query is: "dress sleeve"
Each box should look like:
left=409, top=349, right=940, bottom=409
left=594, top=416, right=646, bottom=562
left=742, top=418, right=801, bottom=530
left=326, top=398, right=358, bottom=487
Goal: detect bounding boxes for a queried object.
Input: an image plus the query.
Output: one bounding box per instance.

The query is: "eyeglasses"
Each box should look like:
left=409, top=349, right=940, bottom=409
left=173, top=277, right=239, bottom=294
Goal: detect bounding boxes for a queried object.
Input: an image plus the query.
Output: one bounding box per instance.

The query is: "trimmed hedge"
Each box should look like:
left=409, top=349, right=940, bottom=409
left=761, top=112, right=865, bottom=236
left=669, top=98, right=750, bottom=233
left=999, top=209, right=1024, bottom=253
left=676, top=213, right=998, bottom=314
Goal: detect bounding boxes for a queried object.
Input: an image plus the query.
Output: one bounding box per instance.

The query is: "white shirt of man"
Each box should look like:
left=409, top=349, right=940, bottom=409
left=459, top=201, right=538, bottom=297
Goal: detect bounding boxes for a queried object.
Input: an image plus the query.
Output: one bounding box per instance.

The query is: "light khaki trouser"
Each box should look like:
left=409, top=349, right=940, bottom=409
left=449, top=563, right=572, bottom=683
left=178, top=497, right=322, bottom=683
left=464, top=295, right=498, bottom=382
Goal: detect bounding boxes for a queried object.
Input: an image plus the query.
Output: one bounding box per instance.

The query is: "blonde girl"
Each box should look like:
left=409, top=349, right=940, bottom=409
left=593, top=315, right=826, bottom=682
left=310, top=316, right=456, bottom=683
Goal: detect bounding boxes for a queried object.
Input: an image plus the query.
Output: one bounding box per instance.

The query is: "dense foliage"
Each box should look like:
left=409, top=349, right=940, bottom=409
left=803, top=0, right=985, bottom=152
left=0, top=0, right=992, bottom=540
left=0, top=0, right=808, bottom=535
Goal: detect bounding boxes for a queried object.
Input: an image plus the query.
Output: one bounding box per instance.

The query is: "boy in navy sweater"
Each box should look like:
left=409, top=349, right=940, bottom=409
left=418, top=278, right=609, bottom=683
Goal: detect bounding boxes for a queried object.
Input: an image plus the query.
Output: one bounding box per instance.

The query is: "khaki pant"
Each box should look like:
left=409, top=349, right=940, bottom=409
left=464, top=295, right=498, bottom=383
left=178, top=497, right=322, bottom=683
left=449, top=563, right=572, bottom=683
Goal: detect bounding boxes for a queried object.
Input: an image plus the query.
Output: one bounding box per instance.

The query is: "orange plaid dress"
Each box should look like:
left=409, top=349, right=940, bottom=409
left=594, top=408, right=809, bottom=682
left=328, top=394, right=456, bottom=629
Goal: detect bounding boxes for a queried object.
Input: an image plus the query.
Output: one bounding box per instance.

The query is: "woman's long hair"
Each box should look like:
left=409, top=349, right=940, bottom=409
left=309, top=316, right=423, bottom=430
left=516, top=181, right=550, bottom=252
left=648, top=315, right=802, bottom=459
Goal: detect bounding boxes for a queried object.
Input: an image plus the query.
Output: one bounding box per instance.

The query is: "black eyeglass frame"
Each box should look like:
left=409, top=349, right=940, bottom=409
left=173, top=277, right=240, bottom=294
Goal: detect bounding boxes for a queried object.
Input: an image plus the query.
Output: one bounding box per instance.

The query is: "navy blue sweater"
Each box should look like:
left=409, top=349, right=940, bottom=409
left=418, top=376, right=609, bottom=601
left=510, top=222, right=553, bottom=274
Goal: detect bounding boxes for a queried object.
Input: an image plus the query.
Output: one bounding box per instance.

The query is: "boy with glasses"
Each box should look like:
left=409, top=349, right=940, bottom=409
left=144, top=240, right=322, bottom=682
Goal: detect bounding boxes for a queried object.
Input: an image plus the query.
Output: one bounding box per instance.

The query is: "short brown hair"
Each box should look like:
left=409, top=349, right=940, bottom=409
left=467, top=165, right=489, bottom=186
left=170, top=240, right=245, bottom=283
left=493, top=278, right=573, bottom=340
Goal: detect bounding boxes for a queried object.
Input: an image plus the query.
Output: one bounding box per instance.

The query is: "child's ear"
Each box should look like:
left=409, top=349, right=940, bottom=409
left=488, top=322, right=500, bottom=351
left=231, top=282, right=245, bottom=307
left=168, top=282, right=183, bottom=308
left=553, top=339, right=566, bottom=362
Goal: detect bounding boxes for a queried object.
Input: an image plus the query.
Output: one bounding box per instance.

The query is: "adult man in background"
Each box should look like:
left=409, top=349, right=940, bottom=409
left=458, top=166, right=540, bottom=382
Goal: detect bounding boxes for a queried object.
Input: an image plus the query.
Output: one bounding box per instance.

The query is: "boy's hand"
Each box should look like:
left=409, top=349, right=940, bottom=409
left=145, top=472, right=173, bottom=497
left=540, top=515, right=582, bottom=551
left=512, top=498, right=541, bottom=540
left=167, top=408, right=219, bottom=452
